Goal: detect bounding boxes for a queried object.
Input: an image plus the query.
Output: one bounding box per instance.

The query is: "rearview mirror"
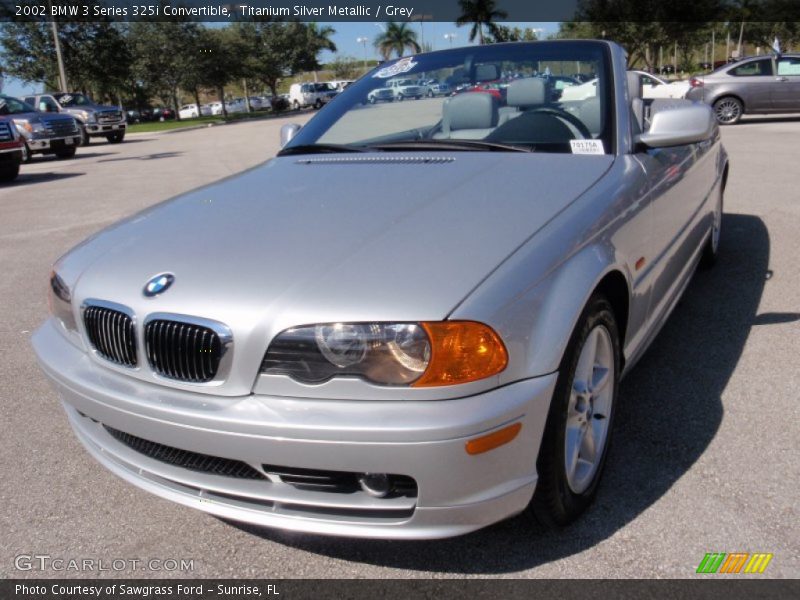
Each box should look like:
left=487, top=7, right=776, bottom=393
left=636, top=103, right=716, bottom=148
left=280, top=123, right=302, bottom=147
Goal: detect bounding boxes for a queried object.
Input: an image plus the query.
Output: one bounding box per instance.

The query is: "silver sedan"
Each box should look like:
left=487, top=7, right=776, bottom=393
left=33, top=40, right=728, bottom=539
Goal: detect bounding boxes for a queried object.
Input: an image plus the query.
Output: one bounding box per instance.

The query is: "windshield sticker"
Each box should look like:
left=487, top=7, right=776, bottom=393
left=373, top=57, right=418, bottom=79
left=57, top=94, right=72, bottom=106
left=570, top=139, right=605, bottom=155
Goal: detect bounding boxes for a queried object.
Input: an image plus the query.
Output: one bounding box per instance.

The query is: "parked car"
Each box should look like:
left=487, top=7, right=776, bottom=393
left=686, top=53, right=800, bottom=124
left=0, top=115, right=24, bottom=182
left=178, top=104, right=211, bottom=119
left=151, top=107, right=175, bottom=121
left=25, top=92, right=126, bottom=144
left=366, top=86, right=394, bottom=104
left=33, top=40, right=727, bottom=540
left=289, top=82, right=337, bottom=110
left=386, top=78, right=427, bottom=100
left=561, top=70, right=690, bottom=102
left=2, top=94, right=81, bottom=160
left=423, top=79, right=451, bottom=97
left=225, top=98, right=248, bottom=114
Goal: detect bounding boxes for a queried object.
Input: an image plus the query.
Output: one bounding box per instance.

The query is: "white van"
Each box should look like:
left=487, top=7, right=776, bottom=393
left=288, top=82, right=337, bottom=110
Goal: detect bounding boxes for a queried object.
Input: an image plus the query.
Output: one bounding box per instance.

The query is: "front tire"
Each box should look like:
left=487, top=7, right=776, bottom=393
left=106, top=132, right=125, bottom=144
left=0, top=163, right=20, bottom=182
left=713, top=96, right=743, bottom=125
left=21, top=142, right=32, bottom=163
left=529, top=294, right=620, bottom=528
left=80, top=126, right=90, bottom=146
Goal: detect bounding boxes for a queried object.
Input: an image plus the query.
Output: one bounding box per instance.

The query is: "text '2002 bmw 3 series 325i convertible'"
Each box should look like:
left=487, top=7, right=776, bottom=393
left=33, top=41, right=729, bottom=539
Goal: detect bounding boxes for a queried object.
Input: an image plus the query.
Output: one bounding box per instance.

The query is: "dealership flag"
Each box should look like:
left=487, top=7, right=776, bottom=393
left=773, top=37, right=781, bottom=54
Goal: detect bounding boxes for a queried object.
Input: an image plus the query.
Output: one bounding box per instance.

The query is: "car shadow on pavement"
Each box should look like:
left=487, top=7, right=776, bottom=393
left=97, top=152, right=182, bottom=163
left=738, top=115, right=800, bottom=126
left=228, top=213, right=770, bottom=574
left=10, top=171, right=85, bottom=185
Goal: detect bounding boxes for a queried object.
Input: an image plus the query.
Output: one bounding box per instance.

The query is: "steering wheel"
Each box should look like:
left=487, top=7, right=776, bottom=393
left=523, top=107, right=592, bottom=139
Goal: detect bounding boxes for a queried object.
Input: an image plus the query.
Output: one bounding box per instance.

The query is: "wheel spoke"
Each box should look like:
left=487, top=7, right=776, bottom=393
left=580, top=422, right=596, bottom=462
left=565, top=426, right=581, bottom=480
left=592, top=366, right=610, bottom=393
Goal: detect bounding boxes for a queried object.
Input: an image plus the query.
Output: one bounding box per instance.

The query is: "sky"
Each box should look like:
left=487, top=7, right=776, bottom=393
left=1, top=21, right=559, bottom=98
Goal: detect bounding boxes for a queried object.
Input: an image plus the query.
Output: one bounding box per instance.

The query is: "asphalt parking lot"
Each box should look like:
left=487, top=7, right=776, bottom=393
left=1, top=113, right=798, bottom=579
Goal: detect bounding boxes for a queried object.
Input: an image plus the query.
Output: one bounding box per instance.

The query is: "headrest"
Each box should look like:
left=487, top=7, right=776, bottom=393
left=444, top=93, right=499, bottom=131
left=475, top=64, right=499, bottom=81
left=627, top=71, right=642, bottom=101
left=506, top=78, right=546, bottom=108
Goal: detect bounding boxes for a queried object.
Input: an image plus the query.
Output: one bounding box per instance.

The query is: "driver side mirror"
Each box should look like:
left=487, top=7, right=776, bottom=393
left=280, top=123, right=302, bottom=147
left=636, top=103, right=716, bottom=148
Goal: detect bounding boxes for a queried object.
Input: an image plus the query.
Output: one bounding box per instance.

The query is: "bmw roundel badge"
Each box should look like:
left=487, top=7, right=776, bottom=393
left=143, top=273, right=175, bottom=297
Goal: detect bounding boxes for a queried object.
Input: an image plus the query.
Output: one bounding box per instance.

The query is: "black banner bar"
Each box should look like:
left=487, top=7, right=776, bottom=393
left=3, top=579, right=800, bottom=600
left=1, top=0, right=799, bottom=23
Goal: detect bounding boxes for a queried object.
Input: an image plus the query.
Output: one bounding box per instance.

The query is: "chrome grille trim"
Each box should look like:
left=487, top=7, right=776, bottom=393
left=144, top=313, right=232, bottom=383
left=82, top=301, right=137, bottom=367
left=96, top=110, right=123, bottom=124
left=44, top=119, right=79, bottom=137
left=0, top=122, right=13, bottom=142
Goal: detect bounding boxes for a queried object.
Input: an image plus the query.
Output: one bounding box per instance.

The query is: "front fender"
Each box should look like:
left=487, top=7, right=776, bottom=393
left=453, top=241, right=631, bottom=384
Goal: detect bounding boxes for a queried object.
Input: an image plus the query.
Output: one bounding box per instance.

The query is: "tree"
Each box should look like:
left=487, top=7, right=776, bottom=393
left=129, top=21, right=200, bottom=118
left=0, top=20, right=131, bottom=98
left=486, top=25, right=539, bottom=43
left=329, top=56, right=361, bottom=80
left=455, top=0, right=508, bottom=45
left=374, top=22, right=421, bottom=60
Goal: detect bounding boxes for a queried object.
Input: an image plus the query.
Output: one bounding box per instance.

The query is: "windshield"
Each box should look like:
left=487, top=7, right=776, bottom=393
left=0, top=95, right=36, bottom=115
left=286, top=41, right=614, bottom=155
left=53, top=93, right=93, bottom=107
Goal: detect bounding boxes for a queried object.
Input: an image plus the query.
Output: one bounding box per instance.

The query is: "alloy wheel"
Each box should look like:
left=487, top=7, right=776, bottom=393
left=714, top=98, right=741, bottom=124
left=564, top=324, right=615, bottom=494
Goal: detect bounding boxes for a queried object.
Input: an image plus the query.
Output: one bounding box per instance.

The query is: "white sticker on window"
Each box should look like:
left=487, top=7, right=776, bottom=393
left=570, top=139, right=605, bottom=155
left=373, top=57, right=418, bottom=79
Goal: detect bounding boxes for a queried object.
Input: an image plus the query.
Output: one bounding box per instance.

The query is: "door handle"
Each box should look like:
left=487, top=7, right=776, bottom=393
left=776, top=76, right=789, bottom=82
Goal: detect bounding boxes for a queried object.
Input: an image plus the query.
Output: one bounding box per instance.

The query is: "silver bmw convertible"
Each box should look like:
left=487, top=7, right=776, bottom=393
left=33, top=41, right=728, bottom=539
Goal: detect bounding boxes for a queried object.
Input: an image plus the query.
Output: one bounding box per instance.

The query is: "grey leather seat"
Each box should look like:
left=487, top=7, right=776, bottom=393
left=434, top=93, right=499, bottom=139
left=499, top=78, right=546, bottom=124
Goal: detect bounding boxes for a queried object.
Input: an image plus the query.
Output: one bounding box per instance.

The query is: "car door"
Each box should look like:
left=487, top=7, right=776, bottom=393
left=773, top=55, right=800, bottom=111
left=726, top=58, right=775, bottom=111
left=37, top=95, right=61, bottom=114
left=634, top=135, right=717, bottom=326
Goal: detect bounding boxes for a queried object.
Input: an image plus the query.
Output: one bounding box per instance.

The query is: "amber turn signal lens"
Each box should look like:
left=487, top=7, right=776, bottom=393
left=413, top=321, right=508, bottom=387
left=465, top=423, right=522, bottom=455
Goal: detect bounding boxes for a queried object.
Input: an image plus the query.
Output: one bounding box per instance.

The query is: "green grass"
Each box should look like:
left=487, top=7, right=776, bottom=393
left=126, top=110, right=289, bottom=134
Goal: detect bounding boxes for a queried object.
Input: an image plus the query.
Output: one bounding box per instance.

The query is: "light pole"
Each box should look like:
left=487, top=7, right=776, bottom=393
left=47, top=0, right=68, bottom=91
left=444, top=33, right=457, bottom=47
left=357, top=36, right=369, bottom=71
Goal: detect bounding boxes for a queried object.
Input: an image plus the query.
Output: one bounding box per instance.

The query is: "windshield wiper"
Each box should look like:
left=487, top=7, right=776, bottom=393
left=277, top=143, right=370, bottom=156
left=371, top=139, right=534, bottom=153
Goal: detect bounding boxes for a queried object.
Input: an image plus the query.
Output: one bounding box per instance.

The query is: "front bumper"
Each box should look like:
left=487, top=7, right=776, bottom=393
left=85, top=122, right=126, bottom=135
left=32, top=320, right=556, bottom=539
left=27, top=135, right=81, bottom=153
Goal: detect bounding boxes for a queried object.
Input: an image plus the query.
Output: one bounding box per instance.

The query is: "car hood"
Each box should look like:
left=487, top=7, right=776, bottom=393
left=13, top=111, right=74, bottom=124
left=62, top=152, right=612, bottom=351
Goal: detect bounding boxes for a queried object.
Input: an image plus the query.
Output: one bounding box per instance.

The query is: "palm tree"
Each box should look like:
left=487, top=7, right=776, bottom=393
left=374, top=22, right=421, bottom=60
left=455, top=0, right=509, bottom=45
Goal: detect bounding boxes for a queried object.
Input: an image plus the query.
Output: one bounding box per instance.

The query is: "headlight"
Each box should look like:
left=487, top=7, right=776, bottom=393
left=261, top=321, right=507, bottom=387
left=79, top=111, right=95, bottom=123
left=48, top=271, right=77, bottom=332
left=14, top=120, right=43, bottom=134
